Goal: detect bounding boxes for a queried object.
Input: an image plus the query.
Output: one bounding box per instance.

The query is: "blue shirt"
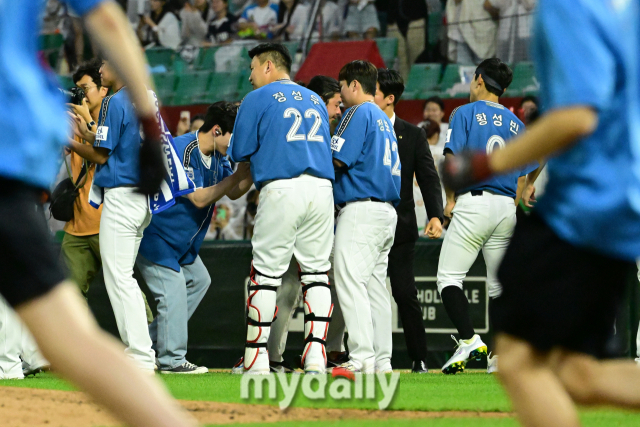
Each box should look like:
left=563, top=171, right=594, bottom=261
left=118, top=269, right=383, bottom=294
left=533, top=0, right=640, bottom=260
left=331, top=101, right=401, bottom=206
left=444, top=100, right=533, bottom=198
left=229, top=80, right=334, bottom=189
left=94, top=88, right=142, bottom=188
left=138, top=132, right=233, bottom=271
left=0, top=0, right=103, bottom=189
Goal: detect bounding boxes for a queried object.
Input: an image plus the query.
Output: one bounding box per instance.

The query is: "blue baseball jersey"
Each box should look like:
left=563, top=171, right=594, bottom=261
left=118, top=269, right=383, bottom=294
left=533, top=0, right=640, bottom=260
left=444, top=100, right=534, bottom=198
left=93, top=88, right=142, bottom=188
left=0, top=0, right=103, bottom=189
left=331, top=101, right=401, bottom=205
left=138, top=131, right=233, bottom=271
left=228, top=80, right=334, bottom=189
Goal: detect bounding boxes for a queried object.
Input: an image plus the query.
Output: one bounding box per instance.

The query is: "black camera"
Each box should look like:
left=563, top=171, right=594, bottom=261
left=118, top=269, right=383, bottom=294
left=59, top=87, right=86, bottom=105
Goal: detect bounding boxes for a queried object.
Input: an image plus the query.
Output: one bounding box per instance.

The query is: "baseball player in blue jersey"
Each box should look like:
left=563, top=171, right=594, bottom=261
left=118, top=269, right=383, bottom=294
left=331, top=61, right=401, bottom=375
left=229, top=43, right=335, bottom=374
left=437, top=58, right=537, bottom=375
left=0, top=1, right=195, bottom=426
left=441, top=0, right=640, bottom=424
left=138, top=102, right=251, bottom=374
left=70, top=60, right=160, bottom=373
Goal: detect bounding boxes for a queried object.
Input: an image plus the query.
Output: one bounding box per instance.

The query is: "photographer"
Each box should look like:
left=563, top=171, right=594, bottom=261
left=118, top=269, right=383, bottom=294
left=61, top=60, right=106, bottom=298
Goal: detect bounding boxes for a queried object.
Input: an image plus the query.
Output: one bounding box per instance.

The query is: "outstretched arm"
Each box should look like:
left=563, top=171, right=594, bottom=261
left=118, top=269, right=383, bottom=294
left=488, top=107, right=597, bottom=174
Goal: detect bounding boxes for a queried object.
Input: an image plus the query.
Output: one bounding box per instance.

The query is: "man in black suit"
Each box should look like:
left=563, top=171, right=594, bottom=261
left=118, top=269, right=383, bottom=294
left=374, top=68, right=444, bottom=373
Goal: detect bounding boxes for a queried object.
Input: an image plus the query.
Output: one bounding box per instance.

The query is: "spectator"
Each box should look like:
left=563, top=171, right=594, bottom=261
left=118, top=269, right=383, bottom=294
left=190, top=114, right=206, bottom=132
left=344, top=0, right=380, bottom=39
left=176, top=111, right=192, bottom=136
left=446, top=0, right=496, bottom=64
left=273, top=0, right=306, bottom=41
left=137, top=0, right=181, bottom=49
left=420, top=119, right=442, bottom=161
left=180, top=0, right=215, bottom=46
left=316, top=0, right=343, bottom=40
left=204, top=0, right=238, bottom=45
left=519, top=94, right=538, bottom=125
left=237, top=0, right=279, bottom=38
left=483, top=0, right=535, bottom=63
left=418, top=96, right=448, bottom=153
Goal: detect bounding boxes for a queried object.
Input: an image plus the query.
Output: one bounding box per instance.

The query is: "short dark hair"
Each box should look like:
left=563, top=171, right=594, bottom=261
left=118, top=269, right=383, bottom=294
left=424, top=96, right=444, bottom=112
left=307, top=75, right=340, bottom=104
left=475, top=58, right=513, bottom=97
left=200, top=101, right=238, bottom=134
left=338, top=60, right=377, bottom=96
left=191, top=114, right=205, bottom=123
left=377, top=68, right=404, bottom=105
left=520, top=95, right=539, bottom=107
left=248, top=43, right=292, bottom=73
left=72, top=58, right=103, bottom=87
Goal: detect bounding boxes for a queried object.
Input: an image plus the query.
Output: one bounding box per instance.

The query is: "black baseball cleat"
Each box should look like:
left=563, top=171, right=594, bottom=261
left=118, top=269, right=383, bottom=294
left=326, top=351, right=350, bottom=368
left=411, top=360, right=428, bottom=373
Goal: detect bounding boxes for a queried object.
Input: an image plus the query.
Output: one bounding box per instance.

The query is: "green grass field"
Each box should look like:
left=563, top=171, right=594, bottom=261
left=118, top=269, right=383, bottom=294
left=2, top=371, right=640, bottom=426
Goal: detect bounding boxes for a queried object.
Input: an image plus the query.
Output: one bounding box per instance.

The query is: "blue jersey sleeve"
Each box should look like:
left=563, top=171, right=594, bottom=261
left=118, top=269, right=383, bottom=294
left=331, top=105, right=367, bottom=168
left=443, top=106, right=468, bottom=155
left=95, top=95, right=123, bottom=153
left=229, top=93, right=261, bottom=162
left=63, top=0, right=104, bottom=16
left=536, top=0, right=615, bottom=111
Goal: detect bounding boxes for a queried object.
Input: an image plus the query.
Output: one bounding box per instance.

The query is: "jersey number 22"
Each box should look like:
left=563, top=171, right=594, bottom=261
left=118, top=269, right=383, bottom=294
left=284, top=108, right=323, bottom=142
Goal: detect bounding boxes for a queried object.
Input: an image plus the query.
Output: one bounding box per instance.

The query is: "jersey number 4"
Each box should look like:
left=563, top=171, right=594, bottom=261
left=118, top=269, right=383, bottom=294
left=284, top=108, right=323, bottom=142
left=383, top=138, right=401, bottom=176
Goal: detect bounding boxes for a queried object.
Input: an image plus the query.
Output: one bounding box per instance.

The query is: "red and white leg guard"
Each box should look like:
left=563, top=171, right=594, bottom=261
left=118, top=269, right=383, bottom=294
left=300, top=272, right=333, bottom=371
left=244, top=266, right=280, bottom=373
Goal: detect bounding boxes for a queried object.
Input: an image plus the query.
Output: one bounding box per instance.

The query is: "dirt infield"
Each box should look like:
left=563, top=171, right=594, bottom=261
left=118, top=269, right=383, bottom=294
left=0, top=387, right=512, bottom=426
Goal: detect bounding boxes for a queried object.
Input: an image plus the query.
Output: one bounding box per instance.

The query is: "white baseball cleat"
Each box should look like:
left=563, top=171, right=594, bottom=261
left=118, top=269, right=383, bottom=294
left=244, top=350, right=270, bottom=375
left=304, top=364, right=326, bottom=375
left=487, top=353, right=498, bottom=374
left=635, top=357, right=640, bottom=367
left=441, top=334, right=488, bottom=375
left=231, top=357, right=244, bottom=374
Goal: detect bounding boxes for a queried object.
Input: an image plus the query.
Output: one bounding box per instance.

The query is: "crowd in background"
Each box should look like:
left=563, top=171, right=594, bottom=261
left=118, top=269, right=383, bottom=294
left=41, top=0, right=535, bottom=73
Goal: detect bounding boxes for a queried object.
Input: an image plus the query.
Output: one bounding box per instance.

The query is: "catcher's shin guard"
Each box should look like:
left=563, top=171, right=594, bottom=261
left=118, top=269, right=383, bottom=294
left=300, top=272, right=333, bottom=369
left=244, top=266, right=280, bottom=372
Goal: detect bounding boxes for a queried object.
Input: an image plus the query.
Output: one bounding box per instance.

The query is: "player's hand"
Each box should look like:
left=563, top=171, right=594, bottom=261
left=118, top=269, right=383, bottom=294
left=137, top=115, right=165, bottom=196
left=522, top=184, right=536, bottom=207
left=441, top=151, right=493, bottom=193
left=444, top=200, right=456, bottom=219
left=424, top=217, right=443, bottom=239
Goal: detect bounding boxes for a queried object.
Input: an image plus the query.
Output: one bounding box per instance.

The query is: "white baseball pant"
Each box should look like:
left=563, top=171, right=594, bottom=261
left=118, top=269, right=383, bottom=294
left=245, top=175, right=334, bottom=372
left=334, top=200, right=397, bottom=373
left=100, top=187, right=155, bottom=371
left=0, top=296, right=48, bottom=379
left=0, top=296, right=23, bottom=379
left=437, top=191, right=516, bottom=298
